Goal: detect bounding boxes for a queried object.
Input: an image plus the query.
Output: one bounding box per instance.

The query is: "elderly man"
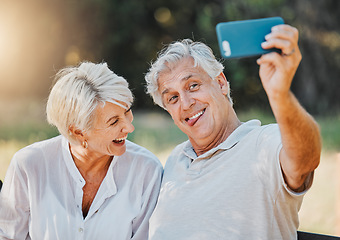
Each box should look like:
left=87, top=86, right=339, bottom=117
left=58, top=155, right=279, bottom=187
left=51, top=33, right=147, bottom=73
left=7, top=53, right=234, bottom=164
left=145, top=24, right=321, bottom=239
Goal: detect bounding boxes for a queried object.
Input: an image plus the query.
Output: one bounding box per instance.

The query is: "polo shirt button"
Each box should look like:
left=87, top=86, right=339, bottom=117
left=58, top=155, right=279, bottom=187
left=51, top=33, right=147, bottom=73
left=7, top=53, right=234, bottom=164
left=79, top=228, right=83, bottom=233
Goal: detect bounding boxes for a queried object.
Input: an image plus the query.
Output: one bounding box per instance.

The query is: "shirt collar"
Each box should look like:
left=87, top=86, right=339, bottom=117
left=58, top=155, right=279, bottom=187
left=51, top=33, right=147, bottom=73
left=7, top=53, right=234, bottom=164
left=101, top=157, right=118, bottom=196
left=61, top=136, right=86, bottom=187
left=183, top=120, right=261, bottom=160
left=61, top=136, right=117, bottom=196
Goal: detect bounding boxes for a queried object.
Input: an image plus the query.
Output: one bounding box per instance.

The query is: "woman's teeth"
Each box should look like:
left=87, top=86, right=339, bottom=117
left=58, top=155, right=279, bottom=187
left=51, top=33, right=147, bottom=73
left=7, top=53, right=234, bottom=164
left=113, top=136, right=127, bottom=143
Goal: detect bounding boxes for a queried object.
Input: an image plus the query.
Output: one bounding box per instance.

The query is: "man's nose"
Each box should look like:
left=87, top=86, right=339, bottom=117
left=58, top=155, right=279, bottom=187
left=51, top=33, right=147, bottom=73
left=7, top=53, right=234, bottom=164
left=180, top=93, right=195, bottom=110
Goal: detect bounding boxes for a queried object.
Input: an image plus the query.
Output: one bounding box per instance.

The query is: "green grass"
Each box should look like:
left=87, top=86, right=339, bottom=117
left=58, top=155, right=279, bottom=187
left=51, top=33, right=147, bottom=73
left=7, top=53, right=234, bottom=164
left=0, top=123, right=59, bottom=145
left=237, top=107, right=276, bottom=125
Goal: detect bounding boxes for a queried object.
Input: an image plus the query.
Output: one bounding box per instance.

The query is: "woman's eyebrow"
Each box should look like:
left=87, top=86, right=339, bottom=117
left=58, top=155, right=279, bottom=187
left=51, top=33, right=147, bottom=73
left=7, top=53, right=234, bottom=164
left=106, top=115, right=118, bottom=124
left=125, top=107, right=132, bottom=113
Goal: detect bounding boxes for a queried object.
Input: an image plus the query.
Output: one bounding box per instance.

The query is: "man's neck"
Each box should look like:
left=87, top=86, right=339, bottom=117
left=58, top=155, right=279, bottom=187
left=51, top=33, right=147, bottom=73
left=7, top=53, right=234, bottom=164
left=191, top=118, right=242, bottom=156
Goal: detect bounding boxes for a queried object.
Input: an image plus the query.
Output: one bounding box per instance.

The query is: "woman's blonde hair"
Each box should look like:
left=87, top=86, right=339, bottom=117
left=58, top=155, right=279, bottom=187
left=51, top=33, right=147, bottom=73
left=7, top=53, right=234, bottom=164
left=46, top=61, right=133, bottom=144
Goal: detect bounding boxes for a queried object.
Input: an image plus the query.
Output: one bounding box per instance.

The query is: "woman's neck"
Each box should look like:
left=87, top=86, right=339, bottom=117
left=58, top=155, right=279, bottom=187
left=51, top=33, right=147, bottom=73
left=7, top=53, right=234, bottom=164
left=69, top=143, right=113, bottom=178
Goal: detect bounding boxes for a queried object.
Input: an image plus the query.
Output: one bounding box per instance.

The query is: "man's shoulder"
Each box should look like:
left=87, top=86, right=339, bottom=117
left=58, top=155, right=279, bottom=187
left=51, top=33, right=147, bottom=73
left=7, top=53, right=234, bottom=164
left=255, top=122, right=281, bottom=141
left=169, top=140, right=190, bottom=157
left=162, top=140, right=190, bottom=169
left=240, top=120, right=279, bottom=140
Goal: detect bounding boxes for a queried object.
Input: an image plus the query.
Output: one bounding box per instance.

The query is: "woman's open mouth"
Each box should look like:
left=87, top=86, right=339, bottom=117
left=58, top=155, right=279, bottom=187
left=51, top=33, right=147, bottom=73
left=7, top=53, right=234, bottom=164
left=112, top=136, right=127, bottom=144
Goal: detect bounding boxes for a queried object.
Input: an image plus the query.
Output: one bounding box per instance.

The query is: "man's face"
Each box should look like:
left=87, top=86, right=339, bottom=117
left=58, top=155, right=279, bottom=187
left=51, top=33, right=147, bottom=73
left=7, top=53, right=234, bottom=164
left=158, top=57, right=232, bottom=153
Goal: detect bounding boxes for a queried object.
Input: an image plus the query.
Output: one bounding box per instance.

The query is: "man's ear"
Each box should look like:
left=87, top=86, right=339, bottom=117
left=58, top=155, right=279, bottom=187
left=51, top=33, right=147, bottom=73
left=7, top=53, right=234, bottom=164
left=215, top=72, right=229, bottom=95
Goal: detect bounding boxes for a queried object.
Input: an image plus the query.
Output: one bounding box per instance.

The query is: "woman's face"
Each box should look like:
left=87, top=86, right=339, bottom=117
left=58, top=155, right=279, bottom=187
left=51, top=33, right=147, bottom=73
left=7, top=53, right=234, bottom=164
left=84, top=101, right=134, bottom=157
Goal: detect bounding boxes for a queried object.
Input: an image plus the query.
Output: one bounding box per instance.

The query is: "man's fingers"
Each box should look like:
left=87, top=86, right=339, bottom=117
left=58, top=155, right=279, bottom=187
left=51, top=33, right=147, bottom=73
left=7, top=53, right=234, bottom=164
left=261, top=39, right=293, bottom=54
left=271, top=24, right=299, bottom=41
left=262, top=24, right=299, bottom=56
left=257, top=52, right=283, bottom=66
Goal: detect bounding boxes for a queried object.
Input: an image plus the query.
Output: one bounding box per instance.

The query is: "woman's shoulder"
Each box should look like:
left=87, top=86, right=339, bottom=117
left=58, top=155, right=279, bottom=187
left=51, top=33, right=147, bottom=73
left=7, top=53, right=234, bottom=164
left=12, top=135, right=63, bottom=166
left=124, top=140, right=162, bottom=169
left=16, top=135, right=62, bottom=154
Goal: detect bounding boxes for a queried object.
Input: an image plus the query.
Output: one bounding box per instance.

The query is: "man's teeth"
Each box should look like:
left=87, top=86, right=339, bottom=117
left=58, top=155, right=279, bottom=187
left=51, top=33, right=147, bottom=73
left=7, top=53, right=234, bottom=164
left=188, top=110, right=204, bottom=120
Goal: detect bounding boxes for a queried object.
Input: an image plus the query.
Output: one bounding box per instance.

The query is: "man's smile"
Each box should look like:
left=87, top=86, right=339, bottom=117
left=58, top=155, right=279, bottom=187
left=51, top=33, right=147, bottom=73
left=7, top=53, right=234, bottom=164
left=185, top=109, right=206, bottom=126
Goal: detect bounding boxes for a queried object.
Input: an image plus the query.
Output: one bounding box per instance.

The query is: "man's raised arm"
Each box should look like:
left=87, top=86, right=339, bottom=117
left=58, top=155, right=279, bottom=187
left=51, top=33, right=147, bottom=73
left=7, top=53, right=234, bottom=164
left=257, top=24, right=321, bottom=191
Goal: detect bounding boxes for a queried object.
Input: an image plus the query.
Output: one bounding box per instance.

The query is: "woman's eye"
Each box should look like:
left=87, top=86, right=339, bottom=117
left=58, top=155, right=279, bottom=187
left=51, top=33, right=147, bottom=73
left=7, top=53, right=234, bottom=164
left=110, top=119, right=119, bottom=126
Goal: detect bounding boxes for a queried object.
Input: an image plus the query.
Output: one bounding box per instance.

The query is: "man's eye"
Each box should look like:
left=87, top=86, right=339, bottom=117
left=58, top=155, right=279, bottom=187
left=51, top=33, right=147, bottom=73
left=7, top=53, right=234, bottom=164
left=168, top=95, right=178, bottom=104
left=189, top=83, right=199, bottom=90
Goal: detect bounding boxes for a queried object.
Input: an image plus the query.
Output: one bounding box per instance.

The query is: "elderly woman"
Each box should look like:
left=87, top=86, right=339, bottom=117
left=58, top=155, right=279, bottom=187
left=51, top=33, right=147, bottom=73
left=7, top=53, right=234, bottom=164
left=0, top=62, right=163, bottom=239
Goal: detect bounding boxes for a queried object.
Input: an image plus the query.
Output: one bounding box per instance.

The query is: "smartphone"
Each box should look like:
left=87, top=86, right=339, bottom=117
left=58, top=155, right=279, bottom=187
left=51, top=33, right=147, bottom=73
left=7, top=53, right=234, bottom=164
left=216, top=17, right=284, bottom=59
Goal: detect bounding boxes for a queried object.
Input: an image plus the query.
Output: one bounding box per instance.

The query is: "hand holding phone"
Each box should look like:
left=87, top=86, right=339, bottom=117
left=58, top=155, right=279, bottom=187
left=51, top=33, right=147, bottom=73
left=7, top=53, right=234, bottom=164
left=216, top=17, right=284, bottom=59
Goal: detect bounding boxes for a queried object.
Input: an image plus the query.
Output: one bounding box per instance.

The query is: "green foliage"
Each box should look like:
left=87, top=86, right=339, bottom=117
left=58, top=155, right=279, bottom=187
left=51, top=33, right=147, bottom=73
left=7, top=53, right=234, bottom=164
left=0, top=0, right=339, bottom=114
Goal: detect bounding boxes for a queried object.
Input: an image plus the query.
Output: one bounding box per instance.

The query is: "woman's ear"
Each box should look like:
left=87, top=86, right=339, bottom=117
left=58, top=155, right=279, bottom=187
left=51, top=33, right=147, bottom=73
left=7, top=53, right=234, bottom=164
left=68, top=126, right=84, bottom=140
left=215, top=72, right=229, bottom=95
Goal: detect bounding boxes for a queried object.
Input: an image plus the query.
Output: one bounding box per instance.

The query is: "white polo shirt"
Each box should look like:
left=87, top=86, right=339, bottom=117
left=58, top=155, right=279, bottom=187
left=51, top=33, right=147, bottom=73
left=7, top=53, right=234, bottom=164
left=0, top=135, right=163, bottom=240
left=149, top=120, right=312, bottom=240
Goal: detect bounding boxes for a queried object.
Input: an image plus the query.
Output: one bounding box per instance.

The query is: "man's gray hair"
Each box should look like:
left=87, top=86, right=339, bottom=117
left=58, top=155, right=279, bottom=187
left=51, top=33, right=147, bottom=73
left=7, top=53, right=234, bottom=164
left=145, top=39, right=232, bottom=109
left=46, top=61, right=133, bottom=144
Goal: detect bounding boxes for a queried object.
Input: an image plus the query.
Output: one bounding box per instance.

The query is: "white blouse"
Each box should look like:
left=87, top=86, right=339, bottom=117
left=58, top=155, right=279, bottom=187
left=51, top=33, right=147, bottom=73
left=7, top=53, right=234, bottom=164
left=0, top=135, right=163, bottom=240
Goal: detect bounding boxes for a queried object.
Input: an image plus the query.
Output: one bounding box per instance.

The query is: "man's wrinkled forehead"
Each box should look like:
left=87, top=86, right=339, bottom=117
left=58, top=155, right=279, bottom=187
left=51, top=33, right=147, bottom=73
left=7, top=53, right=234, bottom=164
left=158, top=58, right=196, bottom=86
left=158, top=56, right=195, bottom=78
left=160, top=73, right=194, bottom=96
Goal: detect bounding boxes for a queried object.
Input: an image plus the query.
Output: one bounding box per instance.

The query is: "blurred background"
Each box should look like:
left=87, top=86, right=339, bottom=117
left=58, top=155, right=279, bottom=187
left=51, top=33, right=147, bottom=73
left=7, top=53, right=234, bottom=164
left=0, top=0, right=339, bottom=236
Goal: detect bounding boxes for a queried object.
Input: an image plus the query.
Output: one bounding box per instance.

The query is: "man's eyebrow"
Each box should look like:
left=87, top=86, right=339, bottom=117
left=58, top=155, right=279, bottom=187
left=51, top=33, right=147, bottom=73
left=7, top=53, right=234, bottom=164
left=161, top=74, right=193, bottom=96
left=161, top=89, right=169, bottom=96
left=182, top=74, right=193, bottom=81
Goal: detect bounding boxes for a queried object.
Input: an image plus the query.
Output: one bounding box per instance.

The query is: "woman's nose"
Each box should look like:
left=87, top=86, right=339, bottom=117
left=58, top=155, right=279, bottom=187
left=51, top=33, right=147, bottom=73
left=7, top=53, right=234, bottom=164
left=122, top=117, right=135, bottom=133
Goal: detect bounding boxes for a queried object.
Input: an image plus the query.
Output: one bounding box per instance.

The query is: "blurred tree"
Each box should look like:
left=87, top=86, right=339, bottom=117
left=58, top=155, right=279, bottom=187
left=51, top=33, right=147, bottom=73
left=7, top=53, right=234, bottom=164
left=288, top=0, right=340, bottom=114
left=0, top=0, right=339, bottom=114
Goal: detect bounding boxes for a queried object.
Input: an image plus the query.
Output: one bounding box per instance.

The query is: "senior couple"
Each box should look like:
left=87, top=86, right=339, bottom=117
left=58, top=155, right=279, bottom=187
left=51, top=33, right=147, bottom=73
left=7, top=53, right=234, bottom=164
left=0, top=23, right=320, bottom=239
